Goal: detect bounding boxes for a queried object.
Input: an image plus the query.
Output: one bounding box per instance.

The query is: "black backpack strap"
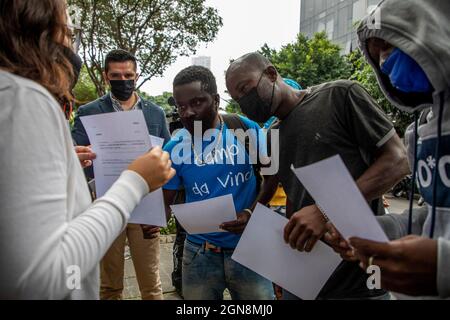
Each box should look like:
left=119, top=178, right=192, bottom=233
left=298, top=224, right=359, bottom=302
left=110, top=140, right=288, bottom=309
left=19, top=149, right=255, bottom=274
left=222, top=114, right=248, bottom=131
left=222, top=114, right=263, bottom=193
left=222, top=114, right=253, bottom=162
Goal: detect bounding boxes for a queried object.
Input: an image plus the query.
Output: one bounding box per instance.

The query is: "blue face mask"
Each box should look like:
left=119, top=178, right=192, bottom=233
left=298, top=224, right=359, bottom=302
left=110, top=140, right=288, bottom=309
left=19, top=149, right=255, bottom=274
left=381, top=48, right=432, bottom=93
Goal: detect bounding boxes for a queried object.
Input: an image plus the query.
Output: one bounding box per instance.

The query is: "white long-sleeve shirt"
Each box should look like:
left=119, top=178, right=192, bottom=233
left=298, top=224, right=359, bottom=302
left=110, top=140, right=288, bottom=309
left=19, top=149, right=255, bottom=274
left=0, top=71, right=149, bottom=299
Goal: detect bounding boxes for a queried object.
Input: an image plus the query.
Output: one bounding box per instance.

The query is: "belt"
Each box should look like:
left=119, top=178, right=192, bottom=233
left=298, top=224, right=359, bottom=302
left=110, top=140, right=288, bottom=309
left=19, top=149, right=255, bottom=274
left=187, top=239, right=233, bottom=253
left=204, top=241, right=224, bottom=253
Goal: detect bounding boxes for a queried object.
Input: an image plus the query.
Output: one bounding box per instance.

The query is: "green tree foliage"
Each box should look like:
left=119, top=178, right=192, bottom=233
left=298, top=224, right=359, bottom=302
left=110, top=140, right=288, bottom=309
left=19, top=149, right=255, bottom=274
left=68, top=0, right=222, bottom=96
left=160, top=216, right=177, bottom=235
left=225, top=99, right=242, bottom=115
left=73, top=65, right=98, bottom=106
left=138, top=91, right=173, bottom=114
left=259, top=32, right=413, bottom=135
left=260, top=32, right=352, bottom=89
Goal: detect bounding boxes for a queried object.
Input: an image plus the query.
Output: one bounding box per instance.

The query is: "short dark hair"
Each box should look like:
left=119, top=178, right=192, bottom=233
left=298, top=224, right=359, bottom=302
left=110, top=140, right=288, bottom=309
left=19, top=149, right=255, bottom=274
left=104, top=49, right=137, bottom=73
left=173, top=65, right=217, bottom=95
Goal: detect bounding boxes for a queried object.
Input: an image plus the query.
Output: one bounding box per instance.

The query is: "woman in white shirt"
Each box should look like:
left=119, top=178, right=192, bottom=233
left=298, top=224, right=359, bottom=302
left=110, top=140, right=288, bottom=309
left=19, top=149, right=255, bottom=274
left=0, top=0, right=175, bottom=299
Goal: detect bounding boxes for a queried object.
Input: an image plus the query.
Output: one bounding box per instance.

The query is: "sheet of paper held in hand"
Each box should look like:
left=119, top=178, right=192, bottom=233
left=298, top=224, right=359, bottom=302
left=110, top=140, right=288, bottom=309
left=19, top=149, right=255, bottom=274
left=170, top=194, right=237, bottom=234
left=292, top=155, right=388, bottom=242
left=232, top=204, right=342, bottom=300
left=81, top=110, right=167, bottom=227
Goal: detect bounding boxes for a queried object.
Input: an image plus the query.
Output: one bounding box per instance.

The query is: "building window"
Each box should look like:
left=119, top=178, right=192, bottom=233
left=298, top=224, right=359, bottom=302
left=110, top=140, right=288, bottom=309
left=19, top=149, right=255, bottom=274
left=318, top=21, right=326, bottom=33
left=352, top=0, right=367, bottom=23
left=368, top=0, right=381, bottom=7
left=326, top=19, right=334, bottom=39
left=317, top=17, right=334, bottom=39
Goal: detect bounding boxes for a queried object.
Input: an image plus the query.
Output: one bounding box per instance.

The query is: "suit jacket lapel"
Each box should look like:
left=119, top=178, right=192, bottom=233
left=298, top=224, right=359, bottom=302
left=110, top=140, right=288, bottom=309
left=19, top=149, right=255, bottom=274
left=98, top=94, right=115, bottom=113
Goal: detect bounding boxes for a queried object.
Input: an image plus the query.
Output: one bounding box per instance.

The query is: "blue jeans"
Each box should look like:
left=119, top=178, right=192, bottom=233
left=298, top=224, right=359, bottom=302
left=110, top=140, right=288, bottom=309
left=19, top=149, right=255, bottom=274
left=182, top=240, right=274, bottom=300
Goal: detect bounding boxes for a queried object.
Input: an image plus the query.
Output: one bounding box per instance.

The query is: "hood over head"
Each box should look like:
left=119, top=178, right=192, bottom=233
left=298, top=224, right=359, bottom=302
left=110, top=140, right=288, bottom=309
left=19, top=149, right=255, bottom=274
left=357, top=0, right=450, bottom=113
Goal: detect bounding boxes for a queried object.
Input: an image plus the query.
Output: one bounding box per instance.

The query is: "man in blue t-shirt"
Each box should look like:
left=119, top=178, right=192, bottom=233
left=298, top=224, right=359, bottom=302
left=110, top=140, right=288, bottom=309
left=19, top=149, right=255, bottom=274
left=163, top=66, right=273, bottom=300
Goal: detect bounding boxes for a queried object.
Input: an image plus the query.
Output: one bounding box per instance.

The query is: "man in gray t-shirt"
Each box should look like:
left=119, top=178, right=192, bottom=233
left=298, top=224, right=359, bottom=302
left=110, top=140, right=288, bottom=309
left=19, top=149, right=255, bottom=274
left=226, top=52, right=410, bottom=299
left=278, top=80, right=394, bottom=217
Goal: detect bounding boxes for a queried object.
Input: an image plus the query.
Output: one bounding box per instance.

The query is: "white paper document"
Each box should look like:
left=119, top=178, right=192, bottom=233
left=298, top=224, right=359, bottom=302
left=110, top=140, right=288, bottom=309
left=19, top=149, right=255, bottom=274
left=149, top=135, right=164, bottom=149
left=292, top=155, right=388, bottom=242
left=80, top=110, right=167, bottom=227
left=232, top=204, right=341, bottom=300
left=127, top=188, right=166, bottom=227
left=170, top=194, right=237, bottom=234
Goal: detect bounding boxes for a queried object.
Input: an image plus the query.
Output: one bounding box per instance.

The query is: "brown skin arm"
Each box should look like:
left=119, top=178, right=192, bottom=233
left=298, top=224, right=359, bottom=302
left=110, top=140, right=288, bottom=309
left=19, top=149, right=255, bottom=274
left=356, top=134, right=410, bottom=201
left=286, top=197, right=294, bottom=218
left=350, top=235, right=438, bottom=296
left=324, top=135, right=410, bottom=255
left=258, top=175, right=280, bottom=207
left=286, top=134, right=409, bottom=253
left=163, top=189, right=178, bottom=222
left=220, top=212, right=252, bottom=234
left=284, top=204, right=327, bottom=252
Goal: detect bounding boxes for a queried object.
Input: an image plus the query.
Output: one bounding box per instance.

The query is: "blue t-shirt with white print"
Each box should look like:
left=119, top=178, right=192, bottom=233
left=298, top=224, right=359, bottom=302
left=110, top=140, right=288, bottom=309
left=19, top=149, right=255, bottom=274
left=163, top=115, right=265, bottom=248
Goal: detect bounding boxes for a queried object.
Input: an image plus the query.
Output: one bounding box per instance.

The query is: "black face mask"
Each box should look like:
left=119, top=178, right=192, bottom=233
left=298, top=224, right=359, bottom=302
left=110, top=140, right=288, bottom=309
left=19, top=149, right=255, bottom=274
left=237, top=72, right=275, bottom=123
left=109, top=80, right=135, bottom=101
left=61, top=46, right=83, bottom=91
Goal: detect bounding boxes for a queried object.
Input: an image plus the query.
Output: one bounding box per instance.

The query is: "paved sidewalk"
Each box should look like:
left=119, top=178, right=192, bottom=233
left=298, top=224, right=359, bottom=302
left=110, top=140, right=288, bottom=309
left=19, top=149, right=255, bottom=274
left=384, top=194, right=419, bottom=214
left=123, top=236, right=182, bottom=300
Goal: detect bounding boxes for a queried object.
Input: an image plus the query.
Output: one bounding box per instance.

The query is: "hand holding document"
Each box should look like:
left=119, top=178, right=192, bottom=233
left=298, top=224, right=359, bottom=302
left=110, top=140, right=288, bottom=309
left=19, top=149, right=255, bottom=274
left=232, top=204, right=341, bottom=300
left=291, top=155, right=388, bottom=242
left=170, top=194, right=237, bottom=234
left=80, top=110, right=167, bottom=227
left=81, top=110, right=152, bottom=196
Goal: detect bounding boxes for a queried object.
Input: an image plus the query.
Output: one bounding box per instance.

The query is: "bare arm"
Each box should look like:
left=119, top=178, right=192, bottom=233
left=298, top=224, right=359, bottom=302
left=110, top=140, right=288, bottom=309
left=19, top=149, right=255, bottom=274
left=285, top=134, right=409, bottom=253
left=356, top=134, right=410, bottom=202
left=252, top=175, right=279, bottom=209
left=163, top=189, right=178, bottom=222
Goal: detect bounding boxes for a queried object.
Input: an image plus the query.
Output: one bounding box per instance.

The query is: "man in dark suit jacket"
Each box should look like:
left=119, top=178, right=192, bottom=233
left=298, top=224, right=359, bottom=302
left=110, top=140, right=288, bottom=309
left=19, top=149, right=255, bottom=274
left=71, top=49, right=170, bottom=300
left=72, top=94, right=170, bottom=179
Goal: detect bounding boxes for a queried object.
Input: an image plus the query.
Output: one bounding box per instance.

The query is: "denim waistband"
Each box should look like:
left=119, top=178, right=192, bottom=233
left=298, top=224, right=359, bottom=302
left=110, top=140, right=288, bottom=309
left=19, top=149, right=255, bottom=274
left=186, top=239, right=235, bottom=252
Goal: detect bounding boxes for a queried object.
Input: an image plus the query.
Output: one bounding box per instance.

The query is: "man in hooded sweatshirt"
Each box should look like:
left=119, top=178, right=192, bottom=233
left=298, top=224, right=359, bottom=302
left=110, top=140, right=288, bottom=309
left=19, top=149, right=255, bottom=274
left=327, top=0, right=450, bottom=298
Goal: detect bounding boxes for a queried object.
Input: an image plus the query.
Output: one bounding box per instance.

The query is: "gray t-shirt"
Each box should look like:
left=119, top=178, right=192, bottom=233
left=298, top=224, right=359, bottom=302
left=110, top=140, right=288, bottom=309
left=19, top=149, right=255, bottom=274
left=277, top=80, right=395, bottom=299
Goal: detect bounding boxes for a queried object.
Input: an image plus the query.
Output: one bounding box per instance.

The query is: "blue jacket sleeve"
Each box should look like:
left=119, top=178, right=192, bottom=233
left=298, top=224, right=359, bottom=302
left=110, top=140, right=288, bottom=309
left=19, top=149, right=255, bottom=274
left=160, top=109, right=171, bottom=145
left=71, top=106, right=90, bottom=146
